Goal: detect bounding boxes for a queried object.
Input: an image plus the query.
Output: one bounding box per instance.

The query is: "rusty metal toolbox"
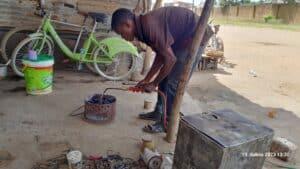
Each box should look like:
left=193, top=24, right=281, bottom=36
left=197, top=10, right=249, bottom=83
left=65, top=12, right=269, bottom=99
left=173, top=109, right=274, bottom=169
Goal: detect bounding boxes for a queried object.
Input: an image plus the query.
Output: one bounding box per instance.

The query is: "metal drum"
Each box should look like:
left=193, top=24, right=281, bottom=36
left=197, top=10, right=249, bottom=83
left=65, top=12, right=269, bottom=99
left=84, top=94, right=116, bottom=124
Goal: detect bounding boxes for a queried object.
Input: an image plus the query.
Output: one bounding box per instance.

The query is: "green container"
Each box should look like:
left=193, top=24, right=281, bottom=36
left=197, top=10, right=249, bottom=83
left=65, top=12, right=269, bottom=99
left=23, top=54, right=54, bottom=95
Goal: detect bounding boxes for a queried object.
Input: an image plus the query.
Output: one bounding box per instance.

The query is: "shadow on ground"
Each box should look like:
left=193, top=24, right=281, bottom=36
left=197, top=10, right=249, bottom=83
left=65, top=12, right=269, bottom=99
left=187, top=68, right=300, bottom=168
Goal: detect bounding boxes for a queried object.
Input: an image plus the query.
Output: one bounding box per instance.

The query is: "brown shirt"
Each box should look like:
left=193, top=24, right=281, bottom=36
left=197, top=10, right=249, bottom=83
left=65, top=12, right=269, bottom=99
left=134, top=6, right=198, bottom=53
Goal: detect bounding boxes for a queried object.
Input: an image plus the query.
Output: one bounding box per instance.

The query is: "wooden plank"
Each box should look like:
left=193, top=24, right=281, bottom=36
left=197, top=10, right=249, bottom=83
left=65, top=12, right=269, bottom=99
left=0, top=0, right=139, bottom=28
left=166, top=0, right=215, bottom=143
left=77, top=0, right=120, bottom=14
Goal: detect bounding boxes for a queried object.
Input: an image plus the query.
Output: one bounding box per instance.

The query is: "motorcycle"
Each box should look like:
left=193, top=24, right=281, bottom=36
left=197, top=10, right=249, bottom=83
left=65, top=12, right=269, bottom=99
left=198, top=20, right=224, bottom=71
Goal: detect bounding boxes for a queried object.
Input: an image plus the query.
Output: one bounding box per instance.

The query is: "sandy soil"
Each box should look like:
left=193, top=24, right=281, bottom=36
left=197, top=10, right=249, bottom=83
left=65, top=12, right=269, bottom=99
left=188, top=25, right=300, bottom=168
left=0, top=25, right=299, bottom=169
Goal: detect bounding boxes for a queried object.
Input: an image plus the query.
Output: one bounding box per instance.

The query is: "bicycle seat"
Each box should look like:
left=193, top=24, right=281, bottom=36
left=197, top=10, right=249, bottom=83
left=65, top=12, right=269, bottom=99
left=88, top=12, right=107, bottom=23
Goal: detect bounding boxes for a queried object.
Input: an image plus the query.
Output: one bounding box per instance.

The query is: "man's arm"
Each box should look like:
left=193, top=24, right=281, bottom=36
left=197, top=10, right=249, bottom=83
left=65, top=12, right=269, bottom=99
left=152, top=47, right=176, bottom=86
left=142, top=55, right=163, bottom=82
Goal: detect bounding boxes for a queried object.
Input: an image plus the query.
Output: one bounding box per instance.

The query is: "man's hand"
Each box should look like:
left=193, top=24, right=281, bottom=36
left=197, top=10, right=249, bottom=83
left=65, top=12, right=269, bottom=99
left=141, top=82, right=157, bottom=93
left=136, top=79, right=149, bottom=87
left=131, top=82, right=157, bottom=93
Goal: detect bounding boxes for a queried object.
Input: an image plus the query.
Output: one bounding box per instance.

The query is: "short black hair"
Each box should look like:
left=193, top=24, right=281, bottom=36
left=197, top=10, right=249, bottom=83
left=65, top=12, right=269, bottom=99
left=111, top=8, right=134, bottom=30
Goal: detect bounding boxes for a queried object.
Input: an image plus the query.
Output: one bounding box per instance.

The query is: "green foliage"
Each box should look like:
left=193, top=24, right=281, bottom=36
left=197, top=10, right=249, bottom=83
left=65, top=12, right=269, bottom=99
left=220, top=0, right=254, bottom=7
left=220, top=0, right=237, bottom=7
left=264, top=15, right=274, bottom=23
left=283, top=0, right=296, bottom=4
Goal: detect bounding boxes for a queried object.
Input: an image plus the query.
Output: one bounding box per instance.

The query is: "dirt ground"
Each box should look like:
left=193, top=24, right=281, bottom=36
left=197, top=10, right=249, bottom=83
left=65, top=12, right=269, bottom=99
left=188, top=25, right=300, bottom=168
left=0, top=25, right=300, bottom=169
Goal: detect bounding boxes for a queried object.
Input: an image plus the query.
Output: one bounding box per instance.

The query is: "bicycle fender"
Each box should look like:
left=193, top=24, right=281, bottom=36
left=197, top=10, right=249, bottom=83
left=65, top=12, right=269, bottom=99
left=99, top=37, right=139, bottom=58
left=28, top=33, right=54, bottom=47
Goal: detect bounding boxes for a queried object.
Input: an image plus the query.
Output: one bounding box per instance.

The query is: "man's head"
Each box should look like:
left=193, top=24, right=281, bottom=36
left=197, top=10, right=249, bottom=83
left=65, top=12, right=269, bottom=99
left=111, top=8, right=136, bottom=41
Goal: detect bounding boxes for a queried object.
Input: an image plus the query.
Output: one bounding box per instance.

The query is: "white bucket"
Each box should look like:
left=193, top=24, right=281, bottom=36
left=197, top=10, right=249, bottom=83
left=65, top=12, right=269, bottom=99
left=0, top=64, right=8, bottom=80
left=66, top=150, right=83, bottom=169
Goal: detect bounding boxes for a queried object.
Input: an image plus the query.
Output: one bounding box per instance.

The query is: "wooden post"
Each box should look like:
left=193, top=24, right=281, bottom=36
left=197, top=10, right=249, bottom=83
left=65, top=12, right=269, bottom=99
left=166, top=0, right=215, bottom=143
left=153, top=0, right=164, bottom=10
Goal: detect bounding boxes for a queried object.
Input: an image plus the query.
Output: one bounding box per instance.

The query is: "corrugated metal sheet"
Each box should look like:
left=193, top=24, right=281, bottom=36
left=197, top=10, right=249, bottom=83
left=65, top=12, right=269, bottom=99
left=0, top=0, right=138, bottom=28
left=0, top=0, right=40, bottom=27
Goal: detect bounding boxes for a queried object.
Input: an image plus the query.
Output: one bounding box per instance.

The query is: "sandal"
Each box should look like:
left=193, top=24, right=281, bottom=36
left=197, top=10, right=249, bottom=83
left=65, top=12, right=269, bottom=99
left=143, top=122, right=166, bottom=133
left=139, top=111, right=162, bottom=121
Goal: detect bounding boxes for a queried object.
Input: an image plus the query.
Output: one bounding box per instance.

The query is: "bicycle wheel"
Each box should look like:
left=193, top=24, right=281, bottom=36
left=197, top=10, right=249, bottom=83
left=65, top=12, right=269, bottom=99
left=93, top=47, right=137, bottom=80
left=85, top=47, right=98, bottom=74
left=0, top=27, right=35, bottom=62
left=11, top=36, right=53, bottom=77
left=85, top=35, right=109, bottom=74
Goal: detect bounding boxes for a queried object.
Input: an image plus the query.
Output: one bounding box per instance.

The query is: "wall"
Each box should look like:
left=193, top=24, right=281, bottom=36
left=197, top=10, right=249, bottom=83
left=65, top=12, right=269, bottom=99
left=254, top=4, right=273, bottom=20
left=198, top=4, right=300, bottom=24
left=0, top=0, right=139, bottom=28
left=238, top=5, right=255, bottom=20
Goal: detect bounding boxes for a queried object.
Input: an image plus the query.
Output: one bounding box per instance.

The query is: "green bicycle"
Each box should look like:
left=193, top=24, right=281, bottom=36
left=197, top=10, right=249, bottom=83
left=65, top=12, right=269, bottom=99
left=11, top=7, right=139, bottom=80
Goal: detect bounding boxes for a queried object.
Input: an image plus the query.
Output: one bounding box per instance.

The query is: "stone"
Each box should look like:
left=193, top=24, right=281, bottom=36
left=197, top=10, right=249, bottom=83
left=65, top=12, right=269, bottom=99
left=270, top=137, right=298, bottom=162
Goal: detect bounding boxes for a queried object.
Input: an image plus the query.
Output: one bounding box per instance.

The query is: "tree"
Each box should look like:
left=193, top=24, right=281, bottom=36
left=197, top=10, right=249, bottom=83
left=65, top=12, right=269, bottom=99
left=283, top=0, right=296, bottom=4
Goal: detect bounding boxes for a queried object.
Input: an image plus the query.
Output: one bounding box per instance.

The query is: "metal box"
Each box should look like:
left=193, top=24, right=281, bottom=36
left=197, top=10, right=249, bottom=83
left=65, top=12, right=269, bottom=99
left=173, top=110, right=274, bottom=169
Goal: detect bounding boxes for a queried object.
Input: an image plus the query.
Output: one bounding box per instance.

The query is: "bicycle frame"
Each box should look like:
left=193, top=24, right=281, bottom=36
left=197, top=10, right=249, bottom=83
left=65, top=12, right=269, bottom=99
left=31, top=14, right=139, bottom=64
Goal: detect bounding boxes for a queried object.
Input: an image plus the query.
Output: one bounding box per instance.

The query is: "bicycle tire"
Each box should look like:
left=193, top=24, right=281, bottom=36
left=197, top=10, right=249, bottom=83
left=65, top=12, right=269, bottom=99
left=93, top=47, right=137, bottom=81
left=85, top=35, right=109, bottom=74
left=11, top=36, right=53, bottom=77
left=0, top=27, right=35, bottom=62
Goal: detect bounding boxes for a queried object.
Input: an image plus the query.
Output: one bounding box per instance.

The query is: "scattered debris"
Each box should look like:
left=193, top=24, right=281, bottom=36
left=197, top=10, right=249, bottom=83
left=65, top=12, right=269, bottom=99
left=271, top=137, right=298, bottom=162
left=0, top=150, right=14, bottom=168
left=267, top=110, right=277, bottom=119
left=30, top=145, right=173, bottom=169
left=141, top=148, right=162, bottom=169
left=38, top=141, right=72, bottom=161
left=31, top=153, right=67, bottom=169
left=249, top=69, right=258, bottom=77
left=161, top=155, right=173, bottom=169
left=67, top=150, right=82, bottom=169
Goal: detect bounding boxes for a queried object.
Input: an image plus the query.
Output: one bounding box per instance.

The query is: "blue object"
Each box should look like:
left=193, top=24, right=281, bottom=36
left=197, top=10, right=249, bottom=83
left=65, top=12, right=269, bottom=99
left=28, top=50, right=37, bottom=60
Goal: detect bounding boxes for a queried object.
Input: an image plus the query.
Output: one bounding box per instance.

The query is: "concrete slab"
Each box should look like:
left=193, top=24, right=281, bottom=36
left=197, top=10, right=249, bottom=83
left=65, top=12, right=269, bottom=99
left=0, top=71, right=178, bottom=169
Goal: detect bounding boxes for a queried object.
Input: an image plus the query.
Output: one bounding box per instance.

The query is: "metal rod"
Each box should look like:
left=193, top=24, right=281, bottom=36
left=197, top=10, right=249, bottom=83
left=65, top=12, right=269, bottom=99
left=166, top=0, right=215, bottom=143
left=73, top=27, right=84, bottom=53
left=91, top=22, right=98, bottom=33
left=51, top=20, right=84, bottom=28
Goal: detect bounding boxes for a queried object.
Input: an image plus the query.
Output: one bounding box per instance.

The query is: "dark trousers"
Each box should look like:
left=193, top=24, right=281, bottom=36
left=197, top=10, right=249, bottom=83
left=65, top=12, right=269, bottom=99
left=154, top=46, right=205, bottom=122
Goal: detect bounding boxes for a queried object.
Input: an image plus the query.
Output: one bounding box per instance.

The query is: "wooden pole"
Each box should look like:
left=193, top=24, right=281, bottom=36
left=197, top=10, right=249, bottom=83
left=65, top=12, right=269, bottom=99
left=153, top=0, right=164, bottom=9
left=166, top=0, right=215, bottom=143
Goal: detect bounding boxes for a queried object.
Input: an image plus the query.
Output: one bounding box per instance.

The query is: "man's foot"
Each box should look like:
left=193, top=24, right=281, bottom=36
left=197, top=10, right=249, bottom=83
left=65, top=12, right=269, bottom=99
left=139, top=111, right=161, bottom=121
left=143, top=122, right=165, bottom=134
